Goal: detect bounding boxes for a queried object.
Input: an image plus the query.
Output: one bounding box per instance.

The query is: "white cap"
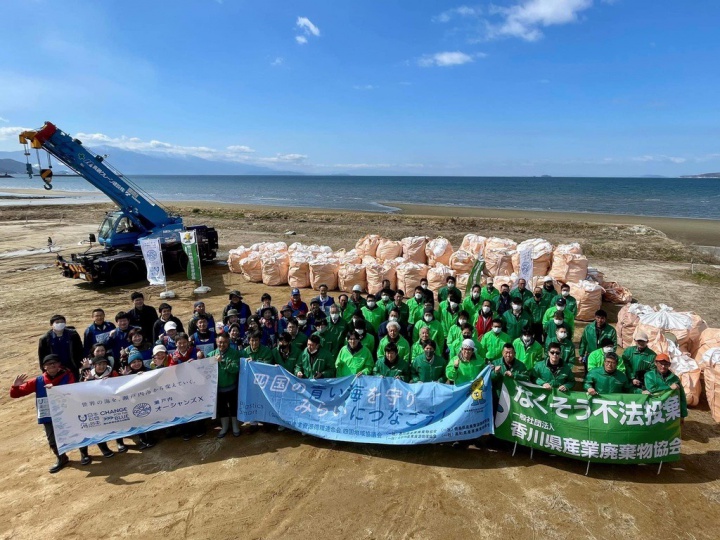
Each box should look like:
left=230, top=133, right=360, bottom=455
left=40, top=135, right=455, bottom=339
left=635, top=330, right=649, bottom=342
left=164, top=321, right=177, bottom=331
left=543, top=276, right=553, bottom=282
left=352, top=284, right=363, bottom=292
left=486, top=278, right=494, bottom=284
left=152, top=344, right=167, bottom=356
left=461, top=338, right=476, bottom=350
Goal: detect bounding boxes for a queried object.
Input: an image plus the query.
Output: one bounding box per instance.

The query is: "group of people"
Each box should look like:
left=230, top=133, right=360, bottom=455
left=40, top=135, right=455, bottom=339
left=12, top=279, right=687, bottom=474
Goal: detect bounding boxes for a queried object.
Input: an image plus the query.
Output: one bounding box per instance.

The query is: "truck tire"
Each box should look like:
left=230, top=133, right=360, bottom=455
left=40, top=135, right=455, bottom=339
left=110, top=261, right=141, bottom=285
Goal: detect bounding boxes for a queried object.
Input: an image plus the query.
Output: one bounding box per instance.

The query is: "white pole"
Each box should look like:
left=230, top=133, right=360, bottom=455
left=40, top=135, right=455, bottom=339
left=657, top=461, right=663, bottom=475
left=512, top=441, right=517, bottom=457
left=585, top=461, right=591, bottom=476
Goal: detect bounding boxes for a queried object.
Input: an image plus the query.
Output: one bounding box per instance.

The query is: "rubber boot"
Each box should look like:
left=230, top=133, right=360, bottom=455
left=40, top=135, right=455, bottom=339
left=49, top=444, right=69, bottom=474
left=116, top=438, right=128, bottom=453
left=98, top=442, right=115, bottom=458
left=217, top=417, right=230, bottom=439
left=79, top=446, right=92, bottom=466
left=231, top=417, right=241, bottom=437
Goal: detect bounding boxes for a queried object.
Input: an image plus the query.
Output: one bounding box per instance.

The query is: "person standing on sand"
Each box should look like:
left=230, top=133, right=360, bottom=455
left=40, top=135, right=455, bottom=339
left=38, top=314, right=84, bottom=379
left=208, top=334, right=242, bottom=438
left=579, top=309, right=617, bottom=365
left=584, top=352, right=634, bottom=395
left=127, top=291, right=158, bottom=341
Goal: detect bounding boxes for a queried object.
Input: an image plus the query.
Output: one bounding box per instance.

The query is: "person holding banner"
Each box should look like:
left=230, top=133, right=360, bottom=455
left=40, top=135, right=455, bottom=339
left=584, top=352, right=635, bottom=395
left=243, top=332, right=275, bottom=364
left=622, top=331, right=658, bottom=389
left=296, top=334, right=335, bottom=379
left=410, top=339, right=446, bottom=383
left=445, top=339, right=485, bottom=385
left=335, top=331, right=374, bottom=377
left=491, top=343, right=529, bottom=388
left=644, top=353, right=688, bottom=421
left=275, top=332, right=301, bottom=373
left=531, top=343, right=575, bottom=391
left=208, top=334, right=242, bottom=438
left=373, top=342, right=410, bottom=381
left=149, top=344, right=169, bottom=369
left=10, top=354, right=89, bottom=473
left=81, top=356, right=125, bottom=456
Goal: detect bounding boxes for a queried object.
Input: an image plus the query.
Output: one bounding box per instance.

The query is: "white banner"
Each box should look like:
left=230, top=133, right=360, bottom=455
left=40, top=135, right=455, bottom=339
left=48, top=360, right=218, bottom=454
left=139, top=237, right=166, bottom=286
left=518, top=248, right=533, bottom=284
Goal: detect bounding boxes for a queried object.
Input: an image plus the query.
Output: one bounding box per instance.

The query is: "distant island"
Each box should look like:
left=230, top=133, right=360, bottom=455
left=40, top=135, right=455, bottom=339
left=680, top=172, right=720, bottom=178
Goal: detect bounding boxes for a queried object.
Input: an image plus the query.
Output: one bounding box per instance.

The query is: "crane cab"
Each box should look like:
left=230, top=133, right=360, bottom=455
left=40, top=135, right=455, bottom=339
left=97, top=211, right=143, bottom=249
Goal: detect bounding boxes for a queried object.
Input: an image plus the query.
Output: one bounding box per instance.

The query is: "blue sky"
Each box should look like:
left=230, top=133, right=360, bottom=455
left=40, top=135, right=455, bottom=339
left=1, top=0, right=719, bottom=176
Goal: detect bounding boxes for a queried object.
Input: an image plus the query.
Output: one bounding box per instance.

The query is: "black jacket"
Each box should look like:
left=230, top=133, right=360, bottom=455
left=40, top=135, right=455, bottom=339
left=152, top=315, right=185, bottom=342
left=127, top=304, right=159, bottom=340
left=38, top=327, right=84, bottom=377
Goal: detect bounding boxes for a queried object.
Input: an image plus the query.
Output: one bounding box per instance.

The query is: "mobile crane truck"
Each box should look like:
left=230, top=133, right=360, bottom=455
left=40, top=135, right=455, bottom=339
left=19, top=122, right=219, bottom=285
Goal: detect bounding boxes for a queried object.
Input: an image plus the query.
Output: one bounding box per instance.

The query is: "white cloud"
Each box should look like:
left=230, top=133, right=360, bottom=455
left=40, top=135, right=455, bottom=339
left=258, top=153, right=308, bottom=164
left=417, top=51, right=480, bottom=67
left=296, top=17, right=320, bottom=37
left=632, top=155, right=687, bottom=164
left=295, top=35, right=308, bottom=45
left=353, top=84, right=377, bottom=91
left=433, top=5, right=483, bottom=23
left=226, top=145, right=255, bottom=153
left=0, top=126, right=32, bottom=141
left=271, top=57, right=284, bottom=66
left=485, top=0, right=594, bottom=42
left=0, top=117, right=8, bottom=123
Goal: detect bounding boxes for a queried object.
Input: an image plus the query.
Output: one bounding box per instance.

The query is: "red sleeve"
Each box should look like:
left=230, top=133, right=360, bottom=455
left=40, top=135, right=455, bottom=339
left=10, top=377, right=38, bottom=398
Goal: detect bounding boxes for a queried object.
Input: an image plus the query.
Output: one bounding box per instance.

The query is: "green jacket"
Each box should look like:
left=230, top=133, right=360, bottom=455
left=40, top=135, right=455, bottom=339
left=587, top=348, right=626, bottom=373
left=542, top=307, right=576, bottom=333
left=438, top=301, right=462, bottom=334
left=377, top=335, right=411, bottom=363
left=523, top=297, right=548, bottom=325
left=541, top=286, right=558, bottom=304
left=335, top=345, right=374, bottom=377
left=502, top=311, right=531, bottom=341
left=644, top=370, right=688, bottom=418
left=584, top=367, right=635, bottom=394
left=208, top=347, right=241, bottom=389
left=461, top=295, right=483, bottom=319
left=407, top=297, right=425, bottom=325
left=446, top=356, right=485, bottom=385
left=359, top=333, right=376, bottom=358
left=412, top=319, right=446, bottom=351
left=273, top=345, right=300, bottom=373
left=622, top=346, right=657, bottom=382
left=297, top=348, right=336, bottom=379
left=386, top=302, right=410, bottom=327
left=531, top=359, right=575, bottom=390
left=411, top=353, right=447, bottom=383
left=341, top=302, right=358, bottom=323
left=545, top=338, right=577, bottom=366
left=448, top=335, right=483, bottom=360
left=543, top=319, right=574, bottom=342
left=438, top=285, right=462, bottom=303
left=480, top=286, right=500, bottom=305
left=291, top=332, right=308, bottom=351
left=580, top=324, right=618, bottom=357
left=324, top=319, right=348, bottom=356
left=490, top=358, right=529, bottom=384
left=361, top=305, right=386, bottom=333
left=373, top=358, right=410, bottom=381
left=480, top=330, right=512, bottom=362
left=513, top=338, right=545, bottom=370
left=242, top=344, right=275, bottom=364
left=510, top=287, right=533, bottom=305
left=562, top=295, right=578, bottom=316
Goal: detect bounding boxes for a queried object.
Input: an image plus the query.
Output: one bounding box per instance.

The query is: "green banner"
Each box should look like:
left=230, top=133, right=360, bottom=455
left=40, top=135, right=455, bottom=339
left=180, top=230, right=202, bottom=282
left=495, top=378, right=682, bottom=464
left=465, top=258, right=485, bottom=297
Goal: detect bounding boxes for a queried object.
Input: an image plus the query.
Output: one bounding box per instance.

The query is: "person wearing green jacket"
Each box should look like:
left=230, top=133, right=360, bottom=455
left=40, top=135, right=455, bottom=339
left=510, top=278, right=533, bottom=305
left=622, top=331, right=657, bottom=390
left=411, top=339, right=446, bottom=383
left=480, top=278, right=500, bottom=305
left=377, top=322, right=411, bottom=363
left=273, top=333, right=301, bottom=373
left=413, top=307, right=446, bottom=352
left=462, top=284, right=484, bottom=320
left=546, top=325, right=577, bottom=366
left=373, top=342, right=410, bottom=381
left=447, top=312, right=474, bottom=352
left=558, top=283, right=578, bottom=317
left=502, top=299, right=531, bottom=341
left=286, top=319, right=308, bottom=352
left=524, top=287, right=550, bottom=343
left=480, top=319, right=512, bottom=362
left=491, top=343, right=529, bottom=387
left=438, top=275, right=462, bottom=303
left=543, top=307, right=575, bottom=343
left=361, top=294, right=386, bottom=333
left=579, top=309, right=617, bottom=360
left=448, top=324, right=484, bottom=360
left=542, top=297, right=576, bottom=334
left=353, top=320, right=377, bottom=359
left=411, top=325, right=434, bottom=359
left=439, top=292, right=463, bottom=334
left=338, top=293, right=356, bottom=324
left=208, top=334, right=242, bottom=438
left=446, top=339, right=486, bottom=385
left=643, top=353, right=688, bottom=420
left=407, top=287, right=427, bottom=327
left=513, top=328, right=545, bottom=370
left=385, top=290, right=410, bottom=329
left=587, top=338, right=625, bottom=373
left=296, top=335, right=336, bottom=379
left=242, top=332, right=275, bottom=364
left=541, top=276, right=558, bottom=304
left=531, top=342, right=575, bottom=392
left=584, top=352, right=635, bottom=395
left=335, top=331, right=374, bottom=377
left=324, top=305, right=348, bottom=356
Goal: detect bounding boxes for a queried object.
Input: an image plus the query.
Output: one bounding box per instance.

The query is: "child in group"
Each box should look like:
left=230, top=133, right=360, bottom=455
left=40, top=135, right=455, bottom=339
left=82, top=356, right=125, bottom=456
left=120, top=352, right=156, bottom=450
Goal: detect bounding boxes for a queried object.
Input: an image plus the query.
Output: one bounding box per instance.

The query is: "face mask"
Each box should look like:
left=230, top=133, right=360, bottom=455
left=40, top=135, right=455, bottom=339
left=472, top=292, right=480, bottom=300
left=318, top=326, right=327, bottom=334
left=415, top=293, right=423, bottom=301
left=357, top=329, right=365, bottom=336
left=554, top=320, right=563, bottom=326
left=482, top=306, right=491, bottom=315
left=458, top=319, right=467, bottom=326
left=556, top=305, right=565, bottom=312
left=492, top=327, right=502, bottom=334
left=367, top=301, right=376, bottom=308
left=501, top=291, right=509, bottom=297
left=558, top=332, right=567, bottom=340
left=421, top=284, right=428, bottom=289
left=449, top=301, right=458, bottom=310
left=424, top=351, right=434, bottom=360
left=381, top=295, right=389, bottom=302
left=330, top=313, right=339, bottom=323
left=447, top=283, right=455, bottom=289
left=562, top=291, right=569, bottom=297
left=423, top=315, right=433, bottom=323
left=512, top=305, right=522, bottom=313
left=389, top=316, right=398, bottom=323
left=487, top=285, right=494, bottom=291
left=298, top=319, right=307, bottom=326
left=603, top=346, right=613, bottom=353
left=53, top=322, right=66, bottom=332
left=534, top=293, right=542, bottom=299
left=522, top=336, right=533, bottom=345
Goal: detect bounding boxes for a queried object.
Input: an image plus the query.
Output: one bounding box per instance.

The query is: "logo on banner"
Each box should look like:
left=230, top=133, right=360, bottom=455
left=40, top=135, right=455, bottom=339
left=133, top=403, right=152, bottom=418
left=145, top=249, right=159, bottom=262
left=471, top=378, right=486, bottom=401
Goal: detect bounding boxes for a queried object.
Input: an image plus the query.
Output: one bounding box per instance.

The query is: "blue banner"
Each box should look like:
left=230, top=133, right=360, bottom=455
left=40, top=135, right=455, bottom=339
left=238, top=360, right=494, bottom=444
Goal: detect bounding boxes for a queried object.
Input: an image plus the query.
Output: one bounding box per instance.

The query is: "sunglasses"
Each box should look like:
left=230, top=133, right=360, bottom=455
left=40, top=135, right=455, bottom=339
left=549, top=351, right=561, bottom=355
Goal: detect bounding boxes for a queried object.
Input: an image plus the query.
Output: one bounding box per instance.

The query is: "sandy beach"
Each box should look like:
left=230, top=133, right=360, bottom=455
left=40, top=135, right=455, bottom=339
left=0, top=199, right=719, bottom=539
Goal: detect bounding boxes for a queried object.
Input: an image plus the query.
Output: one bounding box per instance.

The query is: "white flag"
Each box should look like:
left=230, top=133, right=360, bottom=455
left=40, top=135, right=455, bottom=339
left=519, top=248, right=533, bottom=284
left=139, top=237, right=166, bottom=286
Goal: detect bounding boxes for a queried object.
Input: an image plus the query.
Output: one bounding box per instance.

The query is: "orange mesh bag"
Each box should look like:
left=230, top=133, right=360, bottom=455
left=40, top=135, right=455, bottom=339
left=401, top=236, right=428, bottom=263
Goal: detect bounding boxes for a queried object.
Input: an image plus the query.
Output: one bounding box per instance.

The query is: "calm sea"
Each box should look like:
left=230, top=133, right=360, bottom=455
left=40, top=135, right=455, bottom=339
left=1, top=175, right=718, bottom=220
